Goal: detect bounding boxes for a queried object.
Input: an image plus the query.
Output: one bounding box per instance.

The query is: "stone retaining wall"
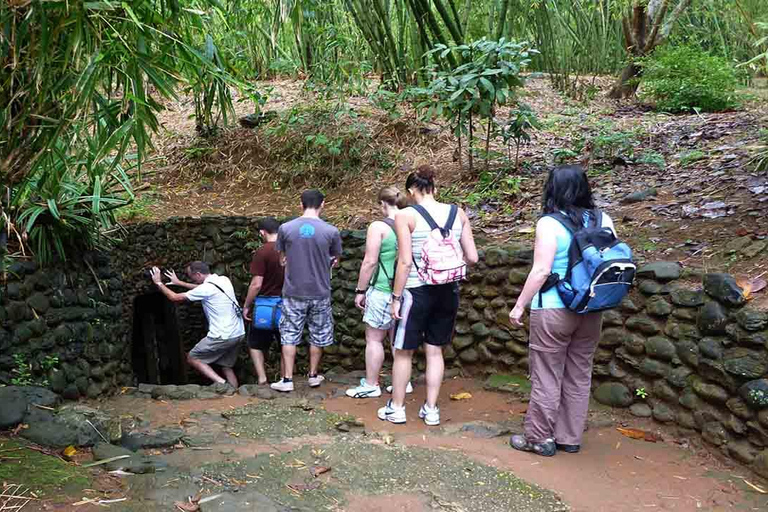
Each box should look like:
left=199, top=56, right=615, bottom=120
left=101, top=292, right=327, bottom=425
left=0, top=254, right=130, bottom=398
left=2, top=216, right=767, bottom=478
left=588, top=262, right=768, bottom=479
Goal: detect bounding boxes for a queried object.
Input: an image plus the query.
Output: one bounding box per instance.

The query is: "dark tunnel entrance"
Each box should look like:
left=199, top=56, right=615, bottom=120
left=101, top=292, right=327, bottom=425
left=131, top=293, right=187, bottom=385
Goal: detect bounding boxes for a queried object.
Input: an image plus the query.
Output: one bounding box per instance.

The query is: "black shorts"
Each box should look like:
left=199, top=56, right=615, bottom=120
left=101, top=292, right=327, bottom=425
left=248, top=327, right=280, bottom=352
left=393, top=282, right=460, bottom=350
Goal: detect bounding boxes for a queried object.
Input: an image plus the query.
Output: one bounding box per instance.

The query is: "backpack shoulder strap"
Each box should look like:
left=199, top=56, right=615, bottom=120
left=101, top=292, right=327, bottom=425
left=442, top=205, right=459, bottom=238
left=544, top=212, right=578, bottom=235
left=411, top=204, right=440, bottom=232
left=371, top=218, right=396, bottom=287
left=588, top=209, right=602, bottom=229
left=381, top=218, right=396, bottom=231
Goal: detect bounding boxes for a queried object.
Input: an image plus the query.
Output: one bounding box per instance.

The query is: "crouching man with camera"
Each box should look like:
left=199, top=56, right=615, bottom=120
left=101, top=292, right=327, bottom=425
left=149, top=261, right=245, bottom=387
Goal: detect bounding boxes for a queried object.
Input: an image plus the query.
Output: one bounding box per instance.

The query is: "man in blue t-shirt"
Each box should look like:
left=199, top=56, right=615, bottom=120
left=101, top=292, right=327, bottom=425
left=270, top=189, right=342, bottom=392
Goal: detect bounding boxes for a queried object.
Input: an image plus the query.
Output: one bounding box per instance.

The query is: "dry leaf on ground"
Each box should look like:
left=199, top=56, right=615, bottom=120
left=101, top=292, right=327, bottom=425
left=310, top=466, right=331, bottom=478
left=616, top=427, right=661, bottom=443
left=450, top=392, right=473, bottom=401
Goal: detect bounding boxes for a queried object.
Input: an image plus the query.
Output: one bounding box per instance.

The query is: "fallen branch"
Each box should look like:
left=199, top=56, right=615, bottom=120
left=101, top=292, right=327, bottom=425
left=82, top=455, right=131, bottom=468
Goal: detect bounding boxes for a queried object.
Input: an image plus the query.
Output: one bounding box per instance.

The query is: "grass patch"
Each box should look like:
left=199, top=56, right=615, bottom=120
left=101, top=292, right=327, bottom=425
left=678, top=149, right=707, bottom=167
left=0, top=437, right=90, bottom=496
left=484, top=373, right=532, bottom=395
left=225, top=401, right=356, bottom=440
left=200, top=438, right=564, bottom=511
left=116, top=192, right=158, bottom=222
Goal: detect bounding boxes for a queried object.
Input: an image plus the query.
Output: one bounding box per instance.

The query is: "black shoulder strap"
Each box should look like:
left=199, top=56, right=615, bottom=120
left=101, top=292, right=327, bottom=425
left=371, top=218, right=396, bottom=287
left=443, top=205, right=458, bottom=237
left=592, top=209, right=603, bottom=228
left=210, top=282, right=242, bottom=313
left=411, top=204, right=440, bottom=231
left=544, top=212, right=578, bottom=234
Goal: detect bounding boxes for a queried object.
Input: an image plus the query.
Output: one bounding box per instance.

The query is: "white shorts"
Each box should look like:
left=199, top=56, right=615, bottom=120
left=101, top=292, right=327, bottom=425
left=363, top=288, right=394, bottom=331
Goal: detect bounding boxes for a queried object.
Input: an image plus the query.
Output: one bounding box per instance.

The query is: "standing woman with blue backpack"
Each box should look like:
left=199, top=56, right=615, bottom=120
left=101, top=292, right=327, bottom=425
left=508, top=165, right=635, bottom=456
left=379, top=166, right=479, bottom=426
left=345, top=187, right=410, bottom=399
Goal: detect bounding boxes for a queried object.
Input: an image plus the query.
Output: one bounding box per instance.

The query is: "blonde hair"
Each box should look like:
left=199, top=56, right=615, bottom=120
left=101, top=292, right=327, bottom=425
left=378, top=186, right=408, bottom=209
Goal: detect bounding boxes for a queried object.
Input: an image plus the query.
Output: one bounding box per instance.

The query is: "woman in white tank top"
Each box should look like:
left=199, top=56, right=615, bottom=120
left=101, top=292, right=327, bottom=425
left=377, top=166, right=478, bottom=427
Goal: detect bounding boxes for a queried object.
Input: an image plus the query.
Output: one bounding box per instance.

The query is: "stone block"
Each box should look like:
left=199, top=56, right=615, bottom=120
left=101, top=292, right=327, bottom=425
left=667, top=366, right=693, bottom=389
left=697, top=302, right=728, bottom=335
left=692, top=378, right=729, bottom=404
left=727, top=397, right=755, bottom=420
left=735, top=308, right=768, bottom=332
left=652, top=402, right=676, bottom=423
left=698, top=337, right=724, bottom=360
left=723, top=348, right=768, bottom=380
left=702, top=421, right=728, bottom=446
left=646, top=296, right=672, bottom=316
left=740, top=379, right=768, bottom=409
left=593, top=382, right=633, bottom=408
left=645, top=336, right=676, bottom=361
left=637, top=262, right=681, bottom=282
left=703, top=273, right=746, bottom=307
left=639, top=358, right=670, bottom=378
left=626, top=315, right=660, bottom=335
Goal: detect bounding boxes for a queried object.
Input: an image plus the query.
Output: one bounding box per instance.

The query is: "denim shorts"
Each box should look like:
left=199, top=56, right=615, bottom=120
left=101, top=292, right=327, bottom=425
left=363, top=288, right=394, bottom=330
left=279, top=296, right=334, bottom=347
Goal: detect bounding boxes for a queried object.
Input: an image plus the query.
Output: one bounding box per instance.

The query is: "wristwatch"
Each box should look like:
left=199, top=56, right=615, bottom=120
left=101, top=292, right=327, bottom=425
left=392, top=294, right=402, bottom=301
left=355, top=288, right=366, bottom=294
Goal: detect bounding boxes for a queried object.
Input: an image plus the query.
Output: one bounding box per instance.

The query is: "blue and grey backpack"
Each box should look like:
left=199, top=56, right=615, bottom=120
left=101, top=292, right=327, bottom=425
left=539, top=210, right=635, bottom=313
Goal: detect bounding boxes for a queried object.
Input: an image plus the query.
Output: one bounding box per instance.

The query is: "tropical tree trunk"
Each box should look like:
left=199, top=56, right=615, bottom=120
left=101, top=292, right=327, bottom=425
left=608, top=0, right=693, bottom=99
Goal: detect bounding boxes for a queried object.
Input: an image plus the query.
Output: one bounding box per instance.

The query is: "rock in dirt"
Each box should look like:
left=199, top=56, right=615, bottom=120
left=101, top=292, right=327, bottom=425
left=0, top=387, right=28, bottom=429
left=121, top=427, right=184, bottom=451
left=21, top=405, right=119, bottom=448
left=210, top=382, right=236, bottom=396
left=460, top=421, right=513, bottom=438
left=621, top=188, right=657, bottom=204
left=92, top=442, right=166, bottom=474
left=20, top=387, right=61, bottom=408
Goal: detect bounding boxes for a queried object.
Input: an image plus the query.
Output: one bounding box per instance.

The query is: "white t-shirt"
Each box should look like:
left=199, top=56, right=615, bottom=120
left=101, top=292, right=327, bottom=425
left=185, top=274, right=245, bottom=339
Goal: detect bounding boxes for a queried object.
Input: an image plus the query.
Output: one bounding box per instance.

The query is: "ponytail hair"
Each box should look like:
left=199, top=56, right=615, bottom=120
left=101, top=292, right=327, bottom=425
left=405, top=164, right=436, bottom=194
left=378, top=186, right=408, bottom=209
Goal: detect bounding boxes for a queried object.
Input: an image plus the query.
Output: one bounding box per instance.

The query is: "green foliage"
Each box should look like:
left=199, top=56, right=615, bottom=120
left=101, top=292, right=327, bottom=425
left=0, top=0, right=262, bottom=264
left=501, top=104, right=541, bottom=170
left=412, top=38, right=536, bottom=172
left=438, top=171, right=523, bottom=208
left=114, top=193, right=158, bottom=223
left=635, top=387, right=648, bottom=399
left=10, top=354, right=57, bottom=387
left=0, top=437, right=90, bottom=495
left=262, top=102, right=395, bottom=187
left=637, top=150, right=667, bottom=169
left=679, top=150, right=707, bottom=167
left=641, top=46, right=741, bottom=113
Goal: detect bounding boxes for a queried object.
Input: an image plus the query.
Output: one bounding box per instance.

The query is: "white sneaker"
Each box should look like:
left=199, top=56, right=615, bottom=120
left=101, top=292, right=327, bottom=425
left=377, top=399, right=407, bottom=424
left=419, top=403, right=440, bottom=426
left=308, top=374, right=325, bottom=388
left=346, top=378, right=382, bottom=398
left=386, top=382, right=414, bottom=394
left=270, top=379, right=294, bottom=392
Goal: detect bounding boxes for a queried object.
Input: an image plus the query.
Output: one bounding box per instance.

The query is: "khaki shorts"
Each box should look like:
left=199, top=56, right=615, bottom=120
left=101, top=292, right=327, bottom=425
left=189, top=335, right=244, bottom=368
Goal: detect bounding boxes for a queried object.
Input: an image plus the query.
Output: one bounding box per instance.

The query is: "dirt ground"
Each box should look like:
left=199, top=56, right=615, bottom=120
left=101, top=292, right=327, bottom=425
left=128, top=76, right=768, bottom=287
left=5, top=376, right=767, bottom=512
